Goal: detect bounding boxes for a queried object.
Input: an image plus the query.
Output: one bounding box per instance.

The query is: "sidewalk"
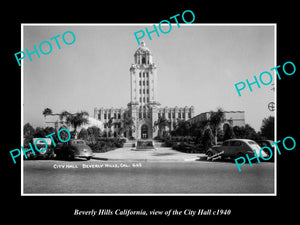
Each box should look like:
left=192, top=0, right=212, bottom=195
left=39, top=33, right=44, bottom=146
left=92, top=146, right=205, bottom=162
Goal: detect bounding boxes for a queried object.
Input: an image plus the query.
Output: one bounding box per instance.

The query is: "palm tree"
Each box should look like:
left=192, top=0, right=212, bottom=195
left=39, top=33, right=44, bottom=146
left=203, top=127, right=214, bottom=150
left=42, top=108, right=65, bottom=131
left=104, top=117, right=115, bottom=137
left=105, top=117, right=114, bottom=129
left=42, top=108, right=53, bottom=117
left=154, top=117, right=170, bottom=137
left=209, top=108, right=225, bottom=144
left=59, top=110, right=89, bottom=139
left=42, top=108, right=62, bottom=117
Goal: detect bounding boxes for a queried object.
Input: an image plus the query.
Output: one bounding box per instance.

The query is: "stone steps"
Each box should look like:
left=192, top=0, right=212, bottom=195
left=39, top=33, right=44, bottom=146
left=123, top=140, right=165, bottom=148
left=123, top=141, right=135, bottom=148
left=154, top=141, right=165, bottom=148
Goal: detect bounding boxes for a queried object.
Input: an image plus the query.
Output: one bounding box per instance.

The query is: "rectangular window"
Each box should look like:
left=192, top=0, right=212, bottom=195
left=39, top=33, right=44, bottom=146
left=147, top=89, right=149, bottom=94
left=139, top=89, right=141, bottom=94
left=147, top=80, right=149, bottom=86
left=168, top=113, right=171, bottom=119
left=98, top=114, right=101, bottom=120
left=140, top=97, right=142, bottom=103
left=139, top=72, right=141, bottom=78
left=139, top=80, right=141, bottom=85
left=104, top=114, right=107, bottom=119
left=172, top=113, right=175, bottom=118
left=143, top=97, right=145, bottom=102
left=143, top=72, right=145, bottom=77
left=143, top=81, right=145, bottom=86
left=178, top=113, right=181, bottom=118
left=143, top=89, right=145, bottom=94
left=146, top=72, right=149, bottom=78
left=147, top=97, right=149, bottom=103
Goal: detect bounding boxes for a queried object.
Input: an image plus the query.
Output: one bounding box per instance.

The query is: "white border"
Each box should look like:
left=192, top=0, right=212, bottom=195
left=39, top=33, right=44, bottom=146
left=21, top=23, right=277, bottom=196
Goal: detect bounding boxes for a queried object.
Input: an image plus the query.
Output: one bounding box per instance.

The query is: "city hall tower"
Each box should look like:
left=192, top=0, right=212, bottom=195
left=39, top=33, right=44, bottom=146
left=94, top=41, right=194, bottom=140
left=128, top=41, right=160, bottom=139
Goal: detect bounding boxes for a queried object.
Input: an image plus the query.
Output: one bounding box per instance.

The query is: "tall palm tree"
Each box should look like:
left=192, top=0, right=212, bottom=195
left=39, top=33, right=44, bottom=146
left=104, top=117, right=115, bottom=137
left=42, top=108, right=53, bottom=117
left=59, top=110, right=89, bottom=139
left=209, top=108, right=225, bottom=144
left=42, top=108, right=65, bottom=131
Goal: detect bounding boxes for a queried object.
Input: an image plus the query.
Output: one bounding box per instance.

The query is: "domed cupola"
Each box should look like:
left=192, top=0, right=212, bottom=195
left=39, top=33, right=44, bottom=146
left=134, top=41, right=153, bottom=65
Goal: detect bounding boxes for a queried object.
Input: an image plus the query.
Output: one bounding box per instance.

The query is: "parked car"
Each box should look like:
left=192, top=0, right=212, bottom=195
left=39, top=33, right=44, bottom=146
left=55, top=139, right=94, bottom=160
left=255, top=140, right=274, bottom=161
left=206, top=139, right=268, bottom=160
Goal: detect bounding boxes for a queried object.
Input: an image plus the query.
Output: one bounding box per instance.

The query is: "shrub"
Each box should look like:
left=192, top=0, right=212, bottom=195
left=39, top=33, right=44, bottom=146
left=87, top=138, right=125, bottom=153
left=171, top=141, right=205, bottom=153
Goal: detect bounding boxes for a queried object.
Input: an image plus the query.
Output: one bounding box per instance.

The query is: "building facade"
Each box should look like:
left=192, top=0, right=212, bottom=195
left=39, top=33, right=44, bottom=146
left=94, top=42, right=194, bottom=139
left=188, top=111, right=245, bottom=131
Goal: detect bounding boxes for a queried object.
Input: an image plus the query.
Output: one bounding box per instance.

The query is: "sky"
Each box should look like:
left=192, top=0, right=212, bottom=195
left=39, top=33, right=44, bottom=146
left=23, top=24, right=275, bottom=131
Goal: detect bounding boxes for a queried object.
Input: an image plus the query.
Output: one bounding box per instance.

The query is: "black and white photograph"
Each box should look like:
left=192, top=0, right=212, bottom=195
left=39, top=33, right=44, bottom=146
left=4, top=5, right=298, bottom=225
left=22, top=24, right=275, bottom=195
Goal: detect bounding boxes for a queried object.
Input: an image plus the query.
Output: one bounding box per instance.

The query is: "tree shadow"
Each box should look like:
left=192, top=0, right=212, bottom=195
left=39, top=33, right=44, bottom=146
left=152, top=152, right=176, bottom=156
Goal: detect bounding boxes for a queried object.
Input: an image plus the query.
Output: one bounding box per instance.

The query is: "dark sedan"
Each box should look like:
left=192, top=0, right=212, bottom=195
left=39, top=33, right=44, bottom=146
left=55, top=139, right=94, bottom=160
left=206, top=139, right=267, bottom=160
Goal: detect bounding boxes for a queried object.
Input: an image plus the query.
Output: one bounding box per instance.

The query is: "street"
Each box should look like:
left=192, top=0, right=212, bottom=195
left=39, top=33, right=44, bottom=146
left=23, top=159, right=274, bottom=194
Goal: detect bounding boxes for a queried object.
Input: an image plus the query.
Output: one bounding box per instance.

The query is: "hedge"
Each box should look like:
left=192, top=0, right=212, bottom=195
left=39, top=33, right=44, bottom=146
left=87, top=138, right=126, bottom=153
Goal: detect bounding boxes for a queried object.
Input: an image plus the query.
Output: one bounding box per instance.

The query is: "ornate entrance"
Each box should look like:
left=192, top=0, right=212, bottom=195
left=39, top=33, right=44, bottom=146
left=141, top=124, right=148, bottom=139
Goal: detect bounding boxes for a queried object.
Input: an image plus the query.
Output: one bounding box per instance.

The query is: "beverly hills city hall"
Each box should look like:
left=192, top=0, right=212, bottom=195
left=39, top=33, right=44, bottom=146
left=94, top=41, right=194, bottom=139
left=93, top=41, right=245, bottom=140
